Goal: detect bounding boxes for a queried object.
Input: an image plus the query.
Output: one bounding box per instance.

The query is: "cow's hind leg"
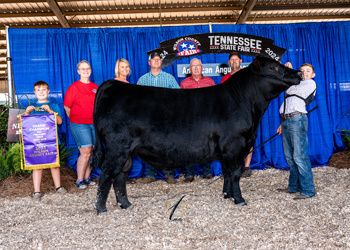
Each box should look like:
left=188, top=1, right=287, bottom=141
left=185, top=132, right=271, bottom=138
left=95, top=150, right=133, bottom=215
left=95, top=163, right=117, bottom=215
left=113, top=171, right=133, bottom=210
left=222, top=160, right=246, bottom=206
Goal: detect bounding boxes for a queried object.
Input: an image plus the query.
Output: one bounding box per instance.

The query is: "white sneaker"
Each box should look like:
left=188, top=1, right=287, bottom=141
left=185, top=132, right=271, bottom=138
left=84, top=178, right=96, bottom=186
left=56, top=187, right=67, bottom=194
left=76, top=181, right=87, bottom=189
left=32, top=192, right=42, bottom=201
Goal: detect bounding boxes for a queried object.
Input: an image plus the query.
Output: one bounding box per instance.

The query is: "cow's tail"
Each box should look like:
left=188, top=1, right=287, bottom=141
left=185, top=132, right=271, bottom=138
left=91, top=127, right=105, bottom=170
left=90, top=84, right=106, bottom=170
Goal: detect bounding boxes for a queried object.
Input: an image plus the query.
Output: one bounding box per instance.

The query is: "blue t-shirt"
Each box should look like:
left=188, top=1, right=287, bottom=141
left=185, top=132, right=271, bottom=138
left=31, top=101, right=62, bottom=117
left=30, top=101, right=62, bottom=145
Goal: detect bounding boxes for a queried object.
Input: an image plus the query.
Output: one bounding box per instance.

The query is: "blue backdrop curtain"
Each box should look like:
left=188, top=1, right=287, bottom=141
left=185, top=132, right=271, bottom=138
left=8, top=22, right=350, bottom=178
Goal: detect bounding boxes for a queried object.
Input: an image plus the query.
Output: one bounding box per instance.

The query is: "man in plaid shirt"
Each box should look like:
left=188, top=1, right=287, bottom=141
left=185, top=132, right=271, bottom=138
left=136, top=52, right=180, bottom=184
left=137, top=53, right=179, bottom=89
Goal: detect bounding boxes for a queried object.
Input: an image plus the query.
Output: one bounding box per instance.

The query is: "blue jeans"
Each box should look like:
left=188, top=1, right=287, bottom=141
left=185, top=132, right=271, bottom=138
left=70, top=123, right=95, bottom=148
left=184, top=162, right=212, bottom=179
left=145, top=165, right=174, bottom=179
left=282, top=113, right=315, bottom=197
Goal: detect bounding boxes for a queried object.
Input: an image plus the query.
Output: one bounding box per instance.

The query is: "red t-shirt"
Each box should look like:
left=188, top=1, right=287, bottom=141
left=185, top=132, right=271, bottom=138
left=220, top=73, right=232, bottom=83
left=64, top=80, right=98, bottom=124
left=180, top=75, right=215, bottom=89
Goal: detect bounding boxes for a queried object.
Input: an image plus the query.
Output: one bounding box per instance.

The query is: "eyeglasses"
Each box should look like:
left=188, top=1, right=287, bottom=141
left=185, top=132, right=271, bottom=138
left=190, top=65, right=202, bottom=69
left=79, top=68, right=91, bottom=71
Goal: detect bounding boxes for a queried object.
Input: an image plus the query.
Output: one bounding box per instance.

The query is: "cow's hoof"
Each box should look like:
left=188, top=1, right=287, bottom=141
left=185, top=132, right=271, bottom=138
left=95, top=204, right=107, bottom=215
left=120, top=204, right=133, bottom=210
left=97, top=210, right=107, bottom=216
left=236, top=202, right=247, bottom=206
left=224, top=194, right=233, bottom=199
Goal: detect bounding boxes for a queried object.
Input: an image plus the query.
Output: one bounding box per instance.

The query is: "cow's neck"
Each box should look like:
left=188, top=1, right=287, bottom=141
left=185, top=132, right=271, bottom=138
left=230, top=68, right=241, bottom=75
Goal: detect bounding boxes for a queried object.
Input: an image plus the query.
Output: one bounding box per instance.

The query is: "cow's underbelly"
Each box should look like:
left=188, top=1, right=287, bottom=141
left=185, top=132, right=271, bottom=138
left=100, top=120, right=244, bottom=169
left=133, top=132, right=218, bottom=169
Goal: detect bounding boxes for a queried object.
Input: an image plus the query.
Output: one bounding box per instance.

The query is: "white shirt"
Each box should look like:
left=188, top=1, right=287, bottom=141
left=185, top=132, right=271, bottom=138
left=279, top=79, right=316, bottom=114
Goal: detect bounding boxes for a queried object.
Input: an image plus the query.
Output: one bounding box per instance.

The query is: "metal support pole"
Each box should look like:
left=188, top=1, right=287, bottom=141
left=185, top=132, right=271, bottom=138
left=5, top=25, right=14, bottom=107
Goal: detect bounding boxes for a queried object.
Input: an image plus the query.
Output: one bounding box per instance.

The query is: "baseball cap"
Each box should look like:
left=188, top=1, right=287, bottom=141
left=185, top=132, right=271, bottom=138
left=229, top=52, right=241, bottom=60
left=149, top=52, right=161, bottom=60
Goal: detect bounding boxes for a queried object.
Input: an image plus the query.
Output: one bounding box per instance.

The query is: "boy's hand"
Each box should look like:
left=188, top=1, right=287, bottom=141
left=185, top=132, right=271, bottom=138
left=24, top=106, right=35, bottom=115
left=40, top=105, right=53, bottom=113
left=284, top=62, right=293, bottom=69
left=277, top=124, right=282, bottom=135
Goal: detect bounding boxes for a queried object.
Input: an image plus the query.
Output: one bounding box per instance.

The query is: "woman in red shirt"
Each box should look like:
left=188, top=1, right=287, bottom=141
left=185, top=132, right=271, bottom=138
left=64, top=60, right=98, bottom=189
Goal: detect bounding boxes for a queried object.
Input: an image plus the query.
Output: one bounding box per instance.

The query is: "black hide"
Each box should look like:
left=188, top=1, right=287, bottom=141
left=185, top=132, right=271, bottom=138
left=92, top=56, right=303, bottom=214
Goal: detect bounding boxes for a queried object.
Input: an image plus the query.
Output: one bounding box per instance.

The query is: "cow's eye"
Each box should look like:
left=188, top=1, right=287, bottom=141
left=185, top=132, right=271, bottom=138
left=269, top=67, right=275, bottom=71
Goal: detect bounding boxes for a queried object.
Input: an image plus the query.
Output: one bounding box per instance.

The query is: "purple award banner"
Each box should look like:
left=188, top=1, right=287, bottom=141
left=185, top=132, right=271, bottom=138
left=21, top=113, right=59, bottom=168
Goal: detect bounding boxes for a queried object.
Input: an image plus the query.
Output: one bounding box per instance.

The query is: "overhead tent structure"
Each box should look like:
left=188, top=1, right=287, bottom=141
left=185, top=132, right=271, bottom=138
left=8, top=21, right=350, bottom=178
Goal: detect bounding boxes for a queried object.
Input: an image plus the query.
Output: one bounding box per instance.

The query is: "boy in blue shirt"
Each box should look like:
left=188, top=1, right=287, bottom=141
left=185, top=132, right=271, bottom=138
left=24, top=81, right=67, bottom=201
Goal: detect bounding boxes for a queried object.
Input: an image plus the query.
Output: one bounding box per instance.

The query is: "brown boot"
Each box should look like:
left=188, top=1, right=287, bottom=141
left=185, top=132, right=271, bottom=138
left=293, top=194, right=309, bottom=200
left=184, top=177, right=194, bottom=183
left=276, top=188, right=294, bottom=194
left=165, top=176, right=176, bottom=184
left=136, top=177, right=156, bottom=184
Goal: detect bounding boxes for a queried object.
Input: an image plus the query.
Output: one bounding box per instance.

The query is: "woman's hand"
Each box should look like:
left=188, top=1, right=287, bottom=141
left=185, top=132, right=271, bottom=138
left=64, top=105, right=71, bottom=118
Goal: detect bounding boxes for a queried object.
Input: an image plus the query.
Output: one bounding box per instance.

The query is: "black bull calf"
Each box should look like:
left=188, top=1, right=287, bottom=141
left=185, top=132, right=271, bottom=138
left=92, top=56, right=302, bottom=215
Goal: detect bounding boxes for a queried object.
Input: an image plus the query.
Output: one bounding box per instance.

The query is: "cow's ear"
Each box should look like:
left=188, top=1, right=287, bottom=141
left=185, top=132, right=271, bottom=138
left=252, top=58, right=260, bottom=74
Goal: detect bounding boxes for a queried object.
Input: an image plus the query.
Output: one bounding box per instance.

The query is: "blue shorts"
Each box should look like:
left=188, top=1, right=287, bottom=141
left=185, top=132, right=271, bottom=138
left=70, top=123, right=95, bottom=148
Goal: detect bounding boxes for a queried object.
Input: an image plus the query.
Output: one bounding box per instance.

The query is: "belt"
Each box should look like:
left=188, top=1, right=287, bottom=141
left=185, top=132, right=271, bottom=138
left=281, top=112, right=303, bottom=121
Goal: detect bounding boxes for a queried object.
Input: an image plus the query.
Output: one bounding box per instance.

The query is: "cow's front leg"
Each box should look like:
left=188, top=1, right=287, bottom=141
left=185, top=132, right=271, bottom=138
left=231, top=167, right=246, bottom=205
left=222, top=160, right=246, bottom=206
left=113, top=171, right=133, bottom=210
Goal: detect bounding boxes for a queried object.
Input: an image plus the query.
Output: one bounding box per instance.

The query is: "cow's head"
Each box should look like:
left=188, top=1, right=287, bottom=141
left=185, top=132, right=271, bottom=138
left=251, top=56, right=303, bottom=100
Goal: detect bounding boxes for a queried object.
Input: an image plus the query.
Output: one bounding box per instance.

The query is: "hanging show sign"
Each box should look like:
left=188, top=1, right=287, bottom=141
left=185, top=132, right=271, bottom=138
left=177, top=62, right=251, bottom=78
left=148, top=33, right=286, bottom=68
left=7, top=108, right=26, bottom=142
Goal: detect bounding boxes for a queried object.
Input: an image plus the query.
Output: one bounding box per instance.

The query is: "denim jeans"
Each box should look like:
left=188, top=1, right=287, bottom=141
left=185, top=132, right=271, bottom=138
left=145, top=165, right=174, bottom=179
left=70, top=123, right=95, bottom=148
left=282, top=113, right=315, bottom=197
left=184, top=162, right=212, bottom=179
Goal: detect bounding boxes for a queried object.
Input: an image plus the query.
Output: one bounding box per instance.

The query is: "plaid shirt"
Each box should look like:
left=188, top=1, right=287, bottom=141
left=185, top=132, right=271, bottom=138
left=137, top=70, right=180, bottom=89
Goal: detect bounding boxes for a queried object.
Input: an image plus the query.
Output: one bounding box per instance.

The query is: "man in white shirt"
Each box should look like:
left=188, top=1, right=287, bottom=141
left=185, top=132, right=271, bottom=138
left=277, top=62, right=316, bottom=200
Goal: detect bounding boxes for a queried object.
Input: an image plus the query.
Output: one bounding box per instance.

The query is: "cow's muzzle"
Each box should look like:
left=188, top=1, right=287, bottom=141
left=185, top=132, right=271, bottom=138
left=298, top=71, right=304, bottom=81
